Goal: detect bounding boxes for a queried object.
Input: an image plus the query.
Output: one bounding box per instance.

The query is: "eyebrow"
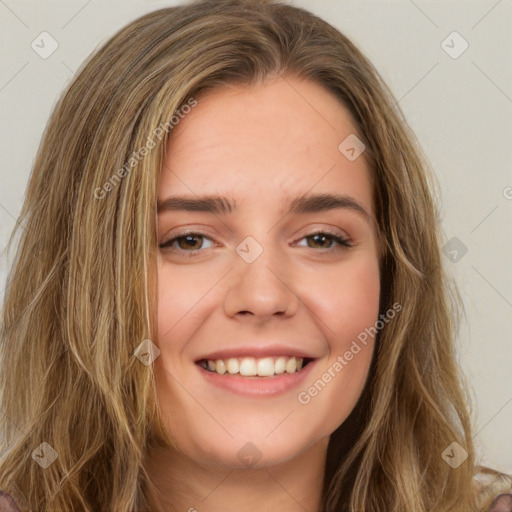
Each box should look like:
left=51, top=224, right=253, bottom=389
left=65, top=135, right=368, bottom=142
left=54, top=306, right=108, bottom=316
left=157, top=193, right=371, bottom=222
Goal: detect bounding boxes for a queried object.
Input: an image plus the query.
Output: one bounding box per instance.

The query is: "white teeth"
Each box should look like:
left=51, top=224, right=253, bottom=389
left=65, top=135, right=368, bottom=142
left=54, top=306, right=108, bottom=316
left=274, top=357, right=286, bottom=374
left=216, top=359, right=226, bottom=375
left=239, top=357, right=257, bottom=376
left=200, top=356, right=307, bottom=377
left=286, top=357, right=297, bottom=374
left=256, top=357, right=274, bottom=377
left=227, top=358, right=239, bottom=374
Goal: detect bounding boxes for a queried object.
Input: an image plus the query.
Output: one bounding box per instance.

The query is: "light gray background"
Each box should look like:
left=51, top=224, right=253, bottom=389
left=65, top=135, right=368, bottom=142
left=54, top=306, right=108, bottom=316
left=1, top=0, right=511, bottom=471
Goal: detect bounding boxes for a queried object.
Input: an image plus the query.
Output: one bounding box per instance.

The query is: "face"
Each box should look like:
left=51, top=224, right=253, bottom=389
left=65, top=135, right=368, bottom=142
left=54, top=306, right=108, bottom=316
left=154, top=74, right=381, bottom=469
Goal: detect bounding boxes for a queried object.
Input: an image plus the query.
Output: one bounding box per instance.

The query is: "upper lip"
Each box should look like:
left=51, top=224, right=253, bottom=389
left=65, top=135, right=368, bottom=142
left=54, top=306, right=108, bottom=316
left=195, top=345, right=318, bottom=362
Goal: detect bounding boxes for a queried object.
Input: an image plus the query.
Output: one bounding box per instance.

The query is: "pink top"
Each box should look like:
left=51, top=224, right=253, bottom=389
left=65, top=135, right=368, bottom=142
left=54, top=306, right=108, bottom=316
left=490, top=493, right=512, bottom=512
left=0, top=490, right=19, bottom=512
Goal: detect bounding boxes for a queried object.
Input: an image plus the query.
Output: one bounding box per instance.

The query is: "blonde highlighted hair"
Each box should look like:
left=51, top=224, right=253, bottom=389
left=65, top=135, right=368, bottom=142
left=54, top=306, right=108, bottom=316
left=1, top=0, right=510, bottom=510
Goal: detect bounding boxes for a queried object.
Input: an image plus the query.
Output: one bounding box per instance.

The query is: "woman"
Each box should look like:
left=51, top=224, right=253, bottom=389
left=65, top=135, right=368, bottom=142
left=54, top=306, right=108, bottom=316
left=0, top=0, right=510, bottom=510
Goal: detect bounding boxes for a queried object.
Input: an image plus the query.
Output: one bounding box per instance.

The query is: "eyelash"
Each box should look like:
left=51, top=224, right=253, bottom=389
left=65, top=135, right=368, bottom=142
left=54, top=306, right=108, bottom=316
left=159, top=230, right=352, bottom=258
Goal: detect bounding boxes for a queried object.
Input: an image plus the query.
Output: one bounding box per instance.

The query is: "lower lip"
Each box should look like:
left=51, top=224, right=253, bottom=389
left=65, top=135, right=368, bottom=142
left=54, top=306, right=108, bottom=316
left=196, top=360, right=317, bottom=397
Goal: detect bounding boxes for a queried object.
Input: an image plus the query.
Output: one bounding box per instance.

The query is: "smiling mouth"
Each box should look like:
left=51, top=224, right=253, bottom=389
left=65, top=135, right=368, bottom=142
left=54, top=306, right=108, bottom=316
left=197, top=356, right=314, bottom=377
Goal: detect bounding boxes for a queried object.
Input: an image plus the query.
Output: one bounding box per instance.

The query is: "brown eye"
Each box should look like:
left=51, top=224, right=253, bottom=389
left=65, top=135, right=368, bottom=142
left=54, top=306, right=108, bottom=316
left=307, top=233, right=334, bottom=249
left=159, top=232, right=214, bottom=255
left=297, top=231, right=352, bottom=251
left=176, top=234, right=204, bottom=250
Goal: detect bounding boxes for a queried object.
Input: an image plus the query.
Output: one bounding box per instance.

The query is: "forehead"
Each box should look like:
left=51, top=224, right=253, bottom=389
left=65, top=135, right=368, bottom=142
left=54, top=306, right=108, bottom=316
left=159, top=75, right=373, bottom=215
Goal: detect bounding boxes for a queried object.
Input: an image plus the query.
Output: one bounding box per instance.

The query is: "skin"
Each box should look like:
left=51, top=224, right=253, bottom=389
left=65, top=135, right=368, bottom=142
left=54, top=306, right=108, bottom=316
left=147, top=74, right=381, bottom=512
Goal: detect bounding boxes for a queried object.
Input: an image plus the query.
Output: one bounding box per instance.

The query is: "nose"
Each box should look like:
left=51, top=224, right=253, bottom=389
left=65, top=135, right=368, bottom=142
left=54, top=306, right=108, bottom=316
left=223, top=244, right=300, bottom=323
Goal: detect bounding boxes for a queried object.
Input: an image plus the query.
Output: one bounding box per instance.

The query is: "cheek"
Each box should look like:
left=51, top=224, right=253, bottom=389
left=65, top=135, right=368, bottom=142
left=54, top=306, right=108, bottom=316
left=156, top=263, right=210, bottom=344
left=304, top=256, right=381, bottom=341
left=295, top=256, right=380, bottom=425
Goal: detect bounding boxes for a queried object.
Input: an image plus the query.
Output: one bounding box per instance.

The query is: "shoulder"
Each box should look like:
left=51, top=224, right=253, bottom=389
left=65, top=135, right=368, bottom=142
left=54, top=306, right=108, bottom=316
left=0, top=490, right=20, bottom=512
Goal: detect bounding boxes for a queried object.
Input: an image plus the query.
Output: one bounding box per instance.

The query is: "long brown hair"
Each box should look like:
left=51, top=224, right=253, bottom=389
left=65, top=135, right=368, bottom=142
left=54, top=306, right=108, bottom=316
left=1, top=0, right=510, bottom=510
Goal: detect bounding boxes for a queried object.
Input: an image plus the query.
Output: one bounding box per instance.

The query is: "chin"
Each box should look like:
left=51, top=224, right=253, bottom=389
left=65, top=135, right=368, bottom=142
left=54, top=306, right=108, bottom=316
left=189, top=428, right=316, bottom=471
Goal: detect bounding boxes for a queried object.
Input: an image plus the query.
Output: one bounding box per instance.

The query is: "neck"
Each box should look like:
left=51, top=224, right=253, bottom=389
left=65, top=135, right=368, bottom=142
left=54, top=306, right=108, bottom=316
left=144, top=436, right=329, bottom=512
